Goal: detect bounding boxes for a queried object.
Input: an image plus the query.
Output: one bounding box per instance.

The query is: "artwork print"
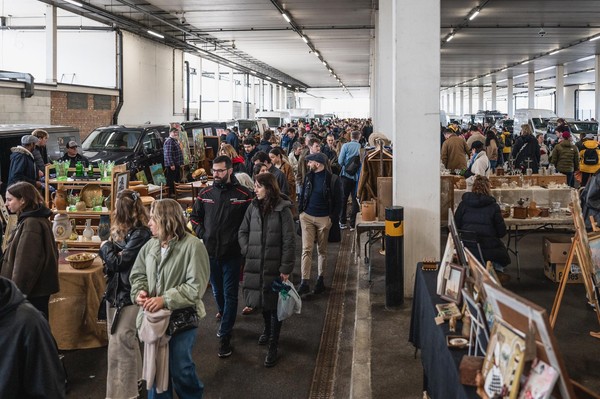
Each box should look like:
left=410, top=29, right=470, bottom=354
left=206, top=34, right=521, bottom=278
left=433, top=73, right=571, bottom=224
left=193, top=128, right=205, bottom=161
left=586, top=235, right=600, bottom=285
left=149, top=164, right=167, bottom=185
left=482, top=321, right=526, bottom=399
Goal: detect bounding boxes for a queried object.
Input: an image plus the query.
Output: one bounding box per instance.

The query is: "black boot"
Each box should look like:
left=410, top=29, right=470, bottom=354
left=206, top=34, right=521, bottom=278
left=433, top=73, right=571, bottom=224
left=313, top=275, right=325, bottom=294
left=258, top=311, right=271, bottom=345
left=265, top=312, right=282, bottom=367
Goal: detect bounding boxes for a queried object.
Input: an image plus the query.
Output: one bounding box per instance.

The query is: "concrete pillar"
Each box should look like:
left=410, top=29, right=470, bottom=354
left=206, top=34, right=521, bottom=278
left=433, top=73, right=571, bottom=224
left=459, top=88, right=464, bottom=117
left=446, top=91, right=450, bottom=112
left=259, top=79, right=264, bottom=111
left=596, top=55, right=600, bottom=121
left=230, top=69, right=234, bottom=119
left=45, top=5, right=57, bottom=84
left=452, top=90, right=457, bottom=115
left=392, top=0, right=440, bottom=295
left=556, top=65, right=565, bottom=116
left=374, top=1, right=394, bottom=134
left=478, top=86, right=484, bottom=111
left=468, top=87, right=473, bottom=114
left=216, top=64, right=221, bottom=119
left=507, top=78, right=514, bottom=117
left=528, top=72, right=535, bottom=108
left=491, top=82, right=497, bottom=110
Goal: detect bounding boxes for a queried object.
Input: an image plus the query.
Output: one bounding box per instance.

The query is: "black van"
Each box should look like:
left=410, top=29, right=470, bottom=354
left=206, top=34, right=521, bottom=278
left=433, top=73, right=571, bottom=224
left=81, top=124, right=170, bottom=181
left=0, top=124, right=79, bottom=194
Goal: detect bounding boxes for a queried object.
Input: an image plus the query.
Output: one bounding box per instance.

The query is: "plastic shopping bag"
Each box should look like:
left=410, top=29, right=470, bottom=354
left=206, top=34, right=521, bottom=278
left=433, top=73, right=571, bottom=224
left=277, top=280, right=302, bottom=321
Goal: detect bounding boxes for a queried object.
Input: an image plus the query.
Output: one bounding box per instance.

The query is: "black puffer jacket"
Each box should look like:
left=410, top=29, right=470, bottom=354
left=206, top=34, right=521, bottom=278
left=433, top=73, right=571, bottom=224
left=190, top=175, right=253, bottom=259
left=0, top=277, right=65, bottom=398
left=238, top=197, right=295, bottom=311
left=454, top=192, right=511, bottom=266
left=98, top=226, right=152, bottom=307
left=511, top=134, right=540, bottom=173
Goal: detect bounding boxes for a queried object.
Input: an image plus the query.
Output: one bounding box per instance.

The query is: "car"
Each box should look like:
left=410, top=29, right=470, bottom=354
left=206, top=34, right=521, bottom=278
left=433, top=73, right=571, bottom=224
left=545, top=118, right=599, bottom=144
left=496, top=118, right=514, bottom=133
left=81, top=124, right=170, bottom=181
left=474, top=110, right=504, bottom=126
left=0, top=124, right=80, bottom=195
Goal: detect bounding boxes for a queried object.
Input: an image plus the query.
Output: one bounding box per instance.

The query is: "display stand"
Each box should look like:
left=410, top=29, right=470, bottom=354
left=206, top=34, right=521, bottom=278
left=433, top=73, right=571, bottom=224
left=549, top=190, right=600, bottom=339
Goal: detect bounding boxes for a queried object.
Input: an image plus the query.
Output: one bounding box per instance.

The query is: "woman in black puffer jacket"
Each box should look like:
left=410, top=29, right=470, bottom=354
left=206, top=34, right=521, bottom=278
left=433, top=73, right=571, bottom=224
left=238, top=173, right=295, bottom=368
left=454, top=176, right=511, bottom=280
left=98, top=189, right=151, bottom=399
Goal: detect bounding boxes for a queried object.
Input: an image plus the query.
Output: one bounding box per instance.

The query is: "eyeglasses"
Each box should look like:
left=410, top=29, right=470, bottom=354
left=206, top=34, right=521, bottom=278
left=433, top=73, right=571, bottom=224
left=211, top=168, right=229, bottom=174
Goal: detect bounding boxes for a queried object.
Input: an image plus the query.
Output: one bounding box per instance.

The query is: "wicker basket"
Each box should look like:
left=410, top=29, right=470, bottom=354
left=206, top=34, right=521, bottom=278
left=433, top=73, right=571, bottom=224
left=65, top=253, right=97, bottom=270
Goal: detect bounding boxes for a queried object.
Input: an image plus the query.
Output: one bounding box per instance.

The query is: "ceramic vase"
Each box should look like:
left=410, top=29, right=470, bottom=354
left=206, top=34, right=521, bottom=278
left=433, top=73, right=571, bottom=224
left=52, top=214, right=71, bottom=241
left=98, top=215, right=110, bottom=241
left=83, top=219, right=94, bottom=240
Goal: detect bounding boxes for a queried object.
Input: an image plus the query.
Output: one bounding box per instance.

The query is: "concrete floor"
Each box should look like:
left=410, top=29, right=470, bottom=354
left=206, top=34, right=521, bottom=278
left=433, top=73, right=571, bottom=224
left=60, top=227, right=600, bottom=398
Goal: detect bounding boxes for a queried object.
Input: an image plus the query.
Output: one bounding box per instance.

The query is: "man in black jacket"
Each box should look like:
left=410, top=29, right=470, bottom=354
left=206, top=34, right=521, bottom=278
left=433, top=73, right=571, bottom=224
left=243, top=138, right=259, bottom=175
left=297, top=152, right=343, bottom=295
left=251, top=151, right=290, bottom=196
left=189, top=155, right=253, bottom=358
left=0, top=276, right=65, bottom=398
left=7, top=135, right=41, bottom=188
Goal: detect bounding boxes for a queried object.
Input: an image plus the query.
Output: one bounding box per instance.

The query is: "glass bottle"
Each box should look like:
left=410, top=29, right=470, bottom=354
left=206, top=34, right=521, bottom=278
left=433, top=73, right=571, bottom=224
left=76, top=161, right=84, bottom=177
left=83, top=219, right=94, bottom=240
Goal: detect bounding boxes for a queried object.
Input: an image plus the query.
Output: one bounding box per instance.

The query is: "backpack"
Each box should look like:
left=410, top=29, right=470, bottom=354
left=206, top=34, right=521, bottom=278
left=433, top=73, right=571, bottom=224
left=503, top=134, right=513, bottom=148
left=584, top=148, right=599, bottom=165
left=344, top=155, right=361, bottom=176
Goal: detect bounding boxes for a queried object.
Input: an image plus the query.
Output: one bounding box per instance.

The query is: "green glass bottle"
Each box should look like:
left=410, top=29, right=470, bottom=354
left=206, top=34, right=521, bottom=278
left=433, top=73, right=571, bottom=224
left=76, top=161, right=83, bottom=177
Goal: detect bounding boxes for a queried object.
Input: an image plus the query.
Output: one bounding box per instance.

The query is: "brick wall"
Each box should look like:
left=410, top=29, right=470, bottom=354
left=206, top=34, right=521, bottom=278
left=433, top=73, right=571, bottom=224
left=51, top=92, right=116, bottom=140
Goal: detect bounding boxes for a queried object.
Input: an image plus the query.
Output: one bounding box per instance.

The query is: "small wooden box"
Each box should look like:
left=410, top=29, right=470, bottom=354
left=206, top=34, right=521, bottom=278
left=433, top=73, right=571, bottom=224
left=512, top=206, right=528, bottom=219
left=459, top=355, right=484, bottom=386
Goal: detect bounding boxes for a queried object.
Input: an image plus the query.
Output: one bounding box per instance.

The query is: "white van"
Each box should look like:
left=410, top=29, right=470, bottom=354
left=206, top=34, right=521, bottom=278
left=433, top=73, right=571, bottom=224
left=513, top=108, right=557, bottom=136
left=256, top=111, right=291, bottom=128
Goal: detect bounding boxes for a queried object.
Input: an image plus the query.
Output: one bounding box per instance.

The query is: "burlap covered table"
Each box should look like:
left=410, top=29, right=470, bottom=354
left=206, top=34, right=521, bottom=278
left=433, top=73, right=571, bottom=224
left=49, top=256, right=107, bottom=350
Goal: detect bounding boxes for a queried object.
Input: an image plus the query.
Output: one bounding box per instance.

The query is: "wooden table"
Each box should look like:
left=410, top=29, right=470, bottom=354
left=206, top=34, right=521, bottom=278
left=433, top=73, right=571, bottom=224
left=504, top=215, right=575, bottom=280
left=353, top=213, right=385, bottom=281
left=49, top=255, right=107, bottom=350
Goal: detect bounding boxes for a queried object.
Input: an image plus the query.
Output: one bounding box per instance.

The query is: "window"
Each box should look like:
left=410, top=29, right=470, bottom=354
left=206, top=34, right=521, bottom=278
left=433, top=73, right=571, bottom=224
left=67, top=93, right=88, bottom=109
left=143, top=130, right=162, bottom=151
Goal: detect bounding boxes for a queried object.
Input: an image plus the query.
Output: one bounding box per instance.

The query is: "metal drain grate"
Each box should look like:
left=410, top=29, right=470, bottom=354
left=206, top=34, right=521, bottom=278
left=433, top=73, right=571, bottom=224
left=309, top=231, right=353, bottom=399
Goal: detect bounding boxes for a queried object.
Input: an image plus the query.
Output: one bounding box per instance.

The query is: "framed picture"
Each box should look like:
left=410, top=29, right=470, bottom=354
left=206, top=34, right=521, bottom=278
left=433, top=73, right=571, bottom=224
left=193, top=128, right=205, bottom=161
left=135, top=170, right=148, bottom=185
left=462, top=288, right=489, bottom=357
left=115, top=172, right=129, bottom=196
left=441, top=263, right=466, bottom=303
left=448, top=209, right=468, bottom=266
left=149, top=163, right=167, bottom=185
left=586, top=234, right=600, bottom=285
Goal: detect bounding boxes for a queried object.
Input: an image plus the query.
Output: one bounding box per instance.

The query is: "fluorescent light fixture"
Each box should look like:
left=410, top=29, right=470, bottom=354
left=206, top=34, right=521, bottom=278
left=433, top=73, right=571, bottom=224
left=328, top=68, right=333, bottom=73
left=277, top=81, right=282, bottom=84
left=250, top=70, right=257, bottom=74
left=282, top=13, right=291, bottom=23
left=563, top=73, right=569, bottom=77
left=514, top=73, right=528, bottom=79
left=64, top=0, right=83, bottom=6
left=322, top=61, right=326, bottom=66
left=589, top=35, right=600, bottom=42
left=469, top=9, right=480, bottom=21
left=302, top=35, right=308, bottom=43
left=314, top=51, right=320, bottom=57
left=446, top=32, right=454, bottom=42
left=576, top=55, right=595, bottom=63
left=265, top=76, right=271, bottom=80
left=550, top=50, right=561, bottom=55
left=287, top=84, right=292, bottom=88
left=229, top=61, right=236, bottom=66
left=147, top=30, right=164, bottom=39
left=501, top=67, right=508, bottom=72
left=535, top=66, right=555, bottom=73
left=497, top=78, right=507, bottom=83
left=522, top=60, right=530, bottom=65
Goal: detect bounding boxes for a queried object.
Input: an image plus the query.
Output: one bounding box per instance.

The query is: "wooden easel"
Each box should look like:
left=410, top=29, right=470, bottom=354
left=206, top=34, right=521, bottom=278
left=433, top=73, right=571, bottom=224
left=550, top=190, right=600, bottom=339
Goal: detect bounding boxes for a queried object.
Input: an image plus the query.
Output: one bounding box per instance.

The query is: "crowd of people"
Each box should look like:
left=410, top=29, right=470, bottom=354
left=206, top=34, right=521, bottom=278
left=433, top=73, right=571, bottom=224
left=0, top=117, right=376, bottom=398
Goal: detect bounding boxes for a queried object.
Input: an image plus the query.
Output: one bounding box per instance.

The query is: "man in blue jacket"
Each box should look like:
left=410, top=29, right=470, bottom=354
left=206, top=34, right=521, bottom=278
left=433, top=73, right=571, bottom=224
left=338, top=130, right=362, bottom=229
left=7, top=135, right=41, bottom=188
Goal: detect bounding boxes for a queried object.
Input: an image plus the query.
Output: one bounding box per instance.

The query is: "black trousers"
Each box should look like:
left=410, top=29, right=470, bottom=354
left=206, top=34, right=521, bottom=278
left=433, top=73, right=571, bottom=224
left=165, top=166, right=181, bottom=196
left=340, top=176, right=359, bottom=227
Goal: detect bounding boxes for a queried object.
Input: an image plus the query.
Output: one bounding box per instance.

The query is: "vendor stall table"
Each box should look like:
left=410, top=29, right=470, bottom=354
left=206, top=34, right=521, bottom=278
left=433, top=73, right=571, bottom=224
left=49, top=255, right=107, bottom=350
left=409, top=265, right=477, bottom=399
left=453, top=186, right=573, bottom=211
left=352, top=213, right=385, bottom=282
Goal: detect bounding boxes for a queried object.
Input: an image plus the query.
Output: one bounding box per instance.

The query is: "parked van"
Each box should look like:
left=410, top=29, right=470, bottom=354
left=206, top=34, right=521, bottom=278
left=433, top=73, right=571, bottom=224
left=81, top=124, right=170, bottom=180
left=0, top=124, right=79, bottom=194
left=227, top=118, right=270, bottom=136
left=256, top=111, right=291, bottom=128
left=513, top=108, right=557, bottom=136
left=474, top=110, right=504, bottom=126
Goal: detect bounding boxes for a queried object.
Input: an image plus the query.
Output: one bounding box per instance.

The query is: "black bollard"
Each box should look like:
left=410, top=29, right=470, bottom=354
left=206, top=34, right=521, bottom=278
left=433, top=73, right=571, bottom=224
left=385, top=206, right=404, bottom=307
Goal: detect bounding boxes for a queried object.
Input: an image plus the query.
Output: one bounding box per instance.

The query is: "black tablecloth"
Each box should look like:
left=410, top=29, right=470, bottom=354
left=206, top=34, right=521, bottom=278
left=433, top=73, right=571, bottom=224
left=409, top=264, right=477, bottom=399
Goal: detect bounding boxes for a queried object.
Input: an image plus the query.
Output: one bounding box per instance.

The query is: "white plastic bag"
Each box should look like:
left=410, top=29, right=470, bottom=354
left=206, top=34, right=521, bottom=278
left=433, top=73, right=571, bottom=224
left=277, top=280, right=302, bottom=321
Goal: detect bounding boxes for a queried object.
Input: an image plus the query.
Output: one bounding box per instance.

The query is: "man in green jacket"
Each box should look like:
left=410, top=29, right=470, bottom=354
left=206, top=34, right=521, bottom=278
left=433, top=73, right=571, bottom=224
left=550, top=132, right=579, bottom=187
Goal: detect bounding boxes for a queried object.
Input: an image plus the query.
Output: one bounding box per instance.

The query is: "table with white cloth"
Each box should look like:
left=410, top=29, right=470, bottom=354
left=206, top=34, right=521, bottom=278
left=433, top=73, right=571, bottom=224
left=453, top=186, right=574, bottom=211
left=49, top=254, right=108, bottom=350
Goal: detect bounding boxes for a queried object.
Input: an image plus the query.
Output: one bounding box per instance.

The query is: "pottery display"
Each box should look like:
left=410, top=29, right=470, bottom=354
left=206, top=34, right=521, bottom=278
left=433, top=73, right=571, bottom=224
left=80, top=183, right=103, bottom=208
left=52, top=214, right=71, bottom=240
left=83, top=219, right=94, bottom=240
left=51, top=187, right=68, bottom=211
left=76, top=200, right=87, bottom=212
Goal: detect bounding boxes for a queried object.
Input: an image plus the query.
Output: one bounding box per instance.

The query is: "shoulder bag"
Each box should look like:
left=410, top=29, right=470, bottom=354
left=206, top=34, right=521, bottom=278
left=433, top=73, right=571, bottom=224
left=167, top=307, right=199, bottom=336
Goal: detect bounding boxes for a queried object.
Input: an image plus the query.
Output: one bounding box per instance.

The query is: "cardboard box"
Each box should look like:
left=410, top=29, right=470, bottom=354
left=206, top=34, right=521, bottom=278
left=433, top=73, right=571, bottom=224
left=544, top=262, right=583, bottom=284
left=542, top=236, right=575, bottom=264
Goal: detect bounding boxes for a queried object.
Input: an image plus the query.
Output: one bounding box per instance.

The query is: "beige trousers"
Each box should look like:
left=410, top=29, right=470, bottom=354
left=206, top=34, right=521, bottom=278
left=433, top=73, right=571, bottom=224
left=300, top=212, right=332, bottom=280
left=106, top=303, right=142, bottom=399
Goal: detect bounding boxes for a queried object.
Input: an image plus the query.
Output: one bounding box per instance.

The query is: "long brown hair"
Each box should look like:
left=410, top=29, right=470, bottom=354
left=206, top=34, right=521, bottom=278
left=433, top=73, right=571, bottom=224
left=6, top=182, right=44, bottom=214
left=254, top=173, right=280, bottom=215
left=149, top=199, right=190, bottom=244
left=472, top=175, right=492, bottom=196
left=110, top=189, right=149, bottom=241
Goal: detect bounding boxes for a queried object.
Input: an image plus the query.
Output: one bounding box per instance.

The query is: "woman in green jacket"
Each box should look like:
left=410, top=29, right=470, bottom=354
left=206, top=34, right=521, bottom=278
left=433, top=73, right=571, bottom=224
left=130, top=199, right=210, bottom=399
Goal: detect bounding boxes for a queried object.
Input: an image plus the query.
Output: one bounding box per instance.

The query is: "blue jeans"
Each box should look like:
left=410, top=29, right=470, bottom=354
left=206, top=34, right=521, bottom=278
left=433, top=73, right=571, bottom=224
left=148, top=328, right=204, bottom=399
left=210, top=257, right=241, bottom=337
left=564, top=171, right=575, bottom=187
